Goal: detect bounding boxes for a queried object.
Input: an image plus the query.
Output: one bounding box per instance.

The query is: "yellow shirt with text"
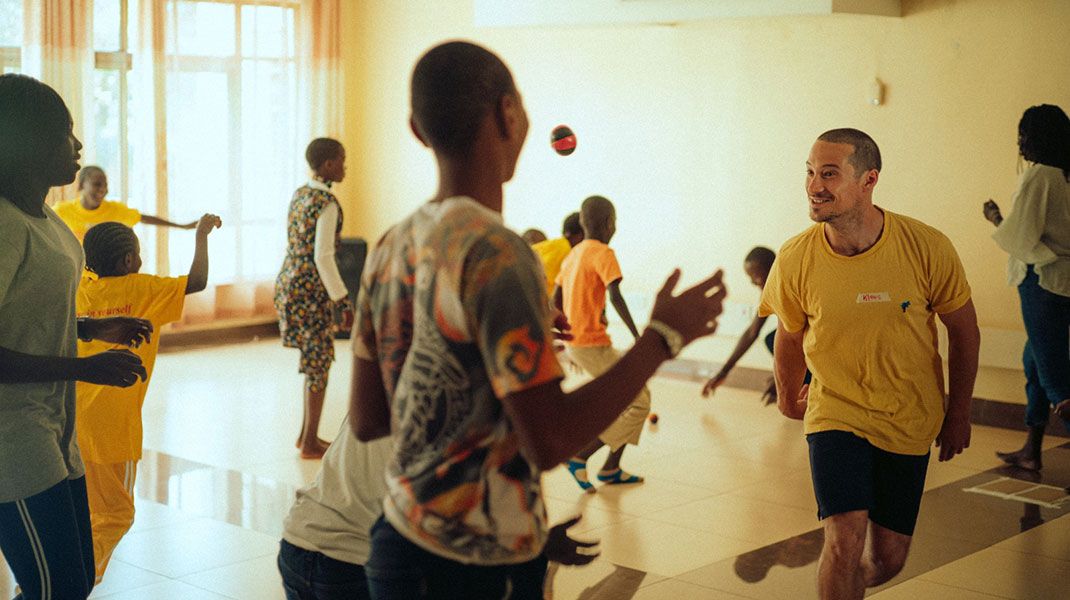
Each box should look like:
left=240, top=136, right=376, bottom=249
left=758, top=211, right=971, bottom=455
left=54, top=199, right=141, bottom=242
left=75, top=273, right=187, bottom=463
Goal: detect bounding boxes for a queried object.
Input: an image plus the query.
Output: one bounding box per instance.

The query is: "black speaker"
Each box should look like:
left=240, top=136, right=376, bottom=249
left=333, top=237, right=367, bottom=339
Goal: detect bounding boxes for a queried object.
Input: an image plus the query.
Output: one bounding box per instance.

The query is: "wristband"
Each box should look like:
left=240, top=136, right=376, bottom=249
left=76, top=317, right=93, bottom=342
left=646, top=320, right=683, bottom=359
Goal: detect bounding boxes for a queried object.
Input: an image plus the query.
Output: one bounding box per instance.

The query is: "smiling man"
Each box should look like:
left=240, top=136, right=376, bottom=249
left=758, top=128, right=981, bottom=600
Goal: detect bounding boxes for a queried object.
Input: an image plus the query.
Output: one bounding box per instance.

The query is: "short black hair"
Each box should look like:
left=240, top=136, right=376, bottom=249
left=1019, top=104, right=1070, bottom=179
left=84, top=222, right=138, bottom=277
left=410, top=41, right=516, bottom=158
left=305, top=138, right=343, bottom=171
left=562, top=212, right=582, bottom=237
left=744, top=246, right=776, bottom=271
left=817, top=128, right=882, bottom=174
left=0, top=74, right=72, bottom=199
left=77, top=165, right=105, bottom=190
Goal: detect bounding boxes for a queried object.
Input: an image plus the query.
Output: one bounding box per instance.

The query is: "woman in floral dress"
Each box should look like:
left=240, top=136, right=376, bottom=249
left=275, top=138, right=351, bottom=459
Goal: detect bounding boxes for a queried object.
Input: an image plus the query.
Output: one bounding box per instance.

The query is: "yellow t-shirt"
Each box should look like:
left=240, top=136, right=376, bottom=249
left=758, top=210, right=971, bottom=455
left=75, top=273, right=187, bottom=464
left=531, top=236, right=572, bottom=292
left=54, top=199, right=141, bottom=242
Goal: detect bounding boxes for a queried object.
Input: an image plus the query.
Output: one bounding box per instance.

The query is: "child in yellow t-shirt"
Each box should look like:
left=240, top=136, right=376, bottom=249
left=53, top=166, right=197, bottom=241
left=75, top=214, right=221, bottom=583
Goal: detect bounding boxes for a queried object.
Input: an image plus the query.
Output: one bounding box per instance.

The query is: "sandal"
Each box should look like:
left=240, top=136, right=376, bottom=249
left=596, top=469, right=644, bottom=485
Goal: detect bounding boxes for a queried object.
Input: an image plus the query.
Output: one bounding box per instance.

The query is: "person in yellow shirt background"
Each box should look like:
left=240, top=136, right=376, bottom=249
left=531, top=211, right=584, bottom=294
left=53, top=165, right=197, bottom=241
left=75, top=212, right=221, bottom=583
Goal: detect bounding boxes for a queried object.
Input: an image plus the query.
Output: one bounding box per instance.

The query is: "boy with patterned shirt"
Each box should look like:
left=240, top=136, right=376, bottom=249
left=350, top=42, right=728, bottom=599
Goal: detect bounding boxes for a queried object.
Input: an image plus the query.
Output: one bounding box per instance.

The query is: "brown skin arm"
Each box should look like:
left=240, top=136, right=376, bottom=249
left=703, top=314, right=767, bottom=395
left=935, top=299, right=980, bottom=461
left=185, top=214, right=222, bottom=294
left=772, top=321, right=808, bottom=420
left=502, top=331, right=671, bottom=470
left=350, top=356, right=391, bottom=441
left=0, top=346, right=146, bottom=387
left=142, top=214, right=197, bottom=229
left=607, top=279, right=640, bottom=340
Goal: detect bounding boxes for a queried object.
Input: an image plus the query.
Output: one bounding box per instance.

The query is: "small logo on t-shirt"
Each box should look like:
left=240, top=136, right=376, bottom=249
left=856, top=292, right=891, bottom=303
left=900, top=300, right=911, bottom=313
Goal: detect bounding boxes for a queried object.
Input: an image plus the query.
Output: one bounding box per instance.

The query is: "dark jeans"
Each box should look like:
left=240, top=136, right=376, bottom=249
left=1018, top=266, right=1070, bottom=430
left=365, top=516, right=548, bottom=600
left=765, top=330, right=812, bottom=385
left=277, top=539, right=371, bottom=600
left=0, top=477, right=95, bottom=600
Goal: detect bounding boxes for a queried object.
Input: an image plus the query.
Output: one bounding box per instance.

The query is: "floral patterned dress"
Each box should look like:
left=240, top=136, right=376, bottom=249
left=274, top=180, right=347, bottom=392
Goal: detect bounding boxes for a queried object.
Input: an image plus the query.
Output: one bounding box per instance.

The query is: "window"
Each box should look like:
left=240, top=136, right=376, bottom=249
left=162, top=0, right=299, bottom=284
left=0, top=0, right=22, bottom=72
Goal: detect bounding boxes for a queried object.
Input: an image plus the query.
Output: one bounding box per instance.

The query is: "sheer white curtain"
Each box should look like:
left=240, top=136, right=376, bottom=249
left=22, top=0, right=94, bottom=205
left=127, top=0, right=337, bottom=325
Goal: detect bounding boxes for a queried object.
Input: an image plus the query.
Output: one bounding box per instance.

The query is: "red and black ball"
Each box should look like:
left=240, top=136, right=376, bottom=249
left=551, top=125, right=577, bottom=156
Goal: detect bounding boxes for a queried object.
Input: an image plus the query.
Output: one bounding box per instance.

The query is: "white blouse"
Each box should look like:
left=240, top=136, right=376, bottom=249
left=992, top=163, right=1070, bottom=297
left=307, top=180, right=350, bottom=302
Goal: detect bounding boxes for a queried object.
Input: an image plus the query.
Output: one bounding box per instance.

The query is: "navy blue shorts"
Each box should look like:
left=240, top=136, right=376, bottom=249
left=807, top=430, right=929, bottom=536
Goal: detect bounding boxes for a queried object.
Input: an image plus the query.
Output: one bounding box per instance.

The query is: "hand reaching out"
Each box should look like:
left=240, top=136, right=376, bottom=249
left=543, top=516, right=600, bottom=566
left=78, top=349, right=147, bottom=387
left=84, top=317, right=153, bottom=347
left=196, top=213, right=223, bottom=236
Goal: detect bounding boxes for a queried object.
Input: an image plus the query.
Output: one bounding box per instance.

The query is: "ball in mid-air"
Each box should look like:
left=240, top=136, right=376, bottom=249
left=648, top=413, right=659, bottom=425
left=551, top=125, right=577, bottom=156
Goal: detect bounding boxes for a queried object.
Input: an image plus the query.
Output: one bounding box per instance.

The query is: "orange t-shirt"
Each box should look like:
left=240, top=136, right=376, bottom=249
left=556, top=239, right=622, bottom=347
left=75, top=273, right=187, bottom=463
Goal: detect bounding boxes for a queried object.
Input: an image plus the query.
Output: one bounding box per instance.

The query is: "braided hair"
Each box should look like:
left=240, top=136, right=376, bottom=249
left=84, top=222, right=139, bottom=277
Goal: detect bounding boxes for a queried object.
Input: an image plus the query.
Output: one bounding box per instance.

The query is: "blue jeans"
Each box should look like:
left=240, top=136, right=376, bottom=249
left=277, top=539, right=371, bottom=600
left=365, top=516, right=548, bottom=600
left=1018, top=266, right=1070, bottom=430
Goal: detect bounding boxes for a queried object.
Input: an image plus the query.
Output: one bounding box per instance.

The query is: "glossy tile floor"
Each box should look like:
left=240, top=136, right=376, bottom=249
left=2, top=339, right=1069, bottom=599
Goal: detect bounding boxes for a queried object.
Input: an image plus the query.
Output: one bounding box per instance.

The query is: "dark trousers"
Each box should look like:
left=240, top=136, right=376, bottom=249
left=277, top=539, right=371, bottom=600
left=1018, top=266, right=1070, bottom=430
left=365, top=516, right=548, bottom=600
left=0, top=477, right=95, bottom=600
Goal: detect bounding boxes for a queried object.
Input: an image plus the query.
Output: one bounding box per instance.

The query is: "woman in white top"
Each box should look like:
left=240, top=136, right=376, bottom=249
left=984, top=104, right=1070, bottom=471
left=0, top=74, right=152, bottom=600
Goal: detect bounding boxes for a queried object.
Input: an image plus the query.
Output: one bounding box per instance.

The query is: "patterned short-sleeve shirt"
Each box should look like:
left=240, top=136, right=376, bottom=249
left=354, top=196, right=564, bottom=565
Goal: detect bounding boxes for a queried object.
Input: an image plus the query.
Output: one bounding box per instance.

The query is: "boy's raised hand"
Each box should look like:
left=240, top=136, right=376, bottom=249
left=196, top=213, right=223, bottom=236
left=649, top=269, right=728, bottom=347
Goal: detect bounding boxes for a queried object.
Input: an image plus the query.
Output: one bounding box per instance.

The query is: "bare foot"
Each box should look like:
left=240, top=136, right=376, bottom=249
left=995, top=448, right=1041, bottom=471
left=1054, top=399, right=1070, bottom=420
left=299, top=439, right=330, bottom=459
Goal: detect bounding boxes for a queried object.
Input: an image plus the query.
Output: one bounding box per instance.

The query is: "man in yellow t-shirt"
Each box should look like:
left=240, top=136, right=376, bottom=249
left=531, top=212, right=584, bottom=293
left=75, top=213, right=220, bottom=583
left=759, top=129, right=980, bottom=600
left=54, top=165, right=196, bottom=241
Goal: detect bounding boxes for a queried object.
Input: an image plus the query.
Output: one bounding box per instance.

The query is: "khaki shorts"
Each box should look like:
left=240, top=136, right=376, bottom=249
left=567, top=345, right=651, bottom=451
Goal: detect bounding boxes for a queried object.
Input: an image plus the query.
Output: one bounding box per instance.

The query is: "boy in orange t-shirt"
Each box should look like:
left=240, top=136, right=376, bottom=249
left=75, top=214, right=220, bottom=583
left=554, top=195, right=650, bottom=492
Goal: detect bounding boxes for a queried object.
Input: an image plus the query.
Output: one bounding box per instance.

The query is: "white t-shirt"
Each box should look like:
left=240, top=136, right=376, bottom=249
left=281, top=420, right=392, bottom=565
left=0, top=199, right=86, bottom=502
